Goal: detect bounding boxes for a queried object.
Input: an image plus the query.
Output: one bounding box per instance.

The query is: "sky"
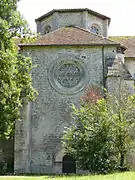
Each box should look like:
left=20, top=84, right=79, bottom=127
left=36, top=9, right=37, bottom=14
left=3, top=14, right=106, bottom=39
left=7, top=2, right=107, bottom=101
left=17, top=0, right=135, bottom=36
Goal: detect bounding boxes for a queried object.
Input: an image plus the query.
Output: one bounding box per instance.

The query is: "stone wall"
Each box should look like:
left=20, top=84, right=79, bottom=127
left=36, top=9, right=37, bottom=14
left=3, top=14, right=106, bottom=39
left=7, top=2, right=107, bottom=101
left=15, top=45, right=117, bottom=173
left=36, top=11, right=108, bottom=37
left=36, top=15, right=53, bottom=35
left=14, top=102, right=32, bottom=173
left=125, top=58, right=135, bottom=78
left=30, top=46, right=103, bottom=173
left=86, top=13, right=104, bottom=36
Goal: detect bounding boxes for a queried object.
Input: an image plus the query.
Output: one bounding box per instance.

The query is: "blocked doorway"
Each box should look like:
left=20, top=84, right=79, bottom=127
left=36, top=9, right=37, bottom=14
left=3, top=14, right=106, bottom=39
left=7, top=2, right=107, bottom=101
left=62, top=155, right=76, bottom=173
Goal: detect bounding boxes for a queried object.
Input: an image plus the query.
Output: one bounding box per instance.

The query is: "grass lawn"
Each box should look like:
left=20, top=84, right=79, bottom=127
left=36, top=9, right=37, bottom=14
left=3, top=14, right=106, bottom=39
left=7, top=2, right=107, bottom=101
left=0, top=172, right=135, bottom=180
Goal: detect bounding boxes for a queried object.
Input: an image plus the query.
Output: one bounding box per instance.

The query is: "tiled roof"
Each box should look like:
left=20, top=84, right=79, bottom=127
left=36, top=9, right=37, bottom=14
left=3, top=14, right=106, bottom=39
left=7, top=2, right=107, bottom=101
left=109, top=36, right=135, bottom=58
left=35, top=8, right=111, bottom=24
left=19, top=26, right=119, bottom=47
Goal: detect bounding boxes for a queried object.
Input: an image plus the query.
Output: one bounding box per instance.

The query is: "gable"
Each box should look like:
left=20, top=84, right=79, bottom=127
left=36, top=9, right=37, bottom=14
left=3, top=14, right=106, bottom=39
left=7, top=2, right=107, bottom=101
left=19, top=26, right=119, bottom=47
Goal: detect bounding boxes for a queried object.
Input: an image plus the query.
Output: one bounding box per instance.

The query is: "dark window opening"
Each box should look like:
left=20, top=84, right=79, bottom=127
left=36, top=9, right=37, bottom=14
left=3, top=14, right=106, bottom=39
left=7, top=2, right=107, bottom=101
left=44, top=25, right=51, bottom=34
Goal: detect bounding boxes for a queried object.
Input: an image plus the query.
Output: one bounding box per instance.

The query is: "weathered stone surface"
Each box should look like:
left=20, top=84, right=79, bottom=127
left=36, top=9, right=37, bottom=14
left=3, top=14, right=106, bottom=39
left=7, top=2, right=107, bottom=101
left=14, top=8, right=135, bottom=174
left=36, top=10, right=108, bottom=37
left=14, top=45, right=117, bottom=173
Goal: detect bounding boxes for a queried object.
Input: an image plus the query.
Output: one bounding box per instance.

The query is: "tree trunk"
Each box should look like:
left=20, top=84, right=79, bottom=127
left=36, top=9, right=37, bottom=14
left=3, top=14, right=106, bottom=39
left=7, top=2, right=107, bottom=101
left=120, top=153, right=125, bottom=169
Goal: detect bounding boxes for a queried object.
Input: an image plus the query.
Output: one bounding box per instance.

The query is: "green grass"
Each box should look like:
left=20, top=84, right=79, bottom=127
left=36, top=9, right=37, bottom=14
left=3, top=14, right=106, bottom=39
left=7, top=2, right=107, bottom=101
left=0, top=172, right=135, bottom=180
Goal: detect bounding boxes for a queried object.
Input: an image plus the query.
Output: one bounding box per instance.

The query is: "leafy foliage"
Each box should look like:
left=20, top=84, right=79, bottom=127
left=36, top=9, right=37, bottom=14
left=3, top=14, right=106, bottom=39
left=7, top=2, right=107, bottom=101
left=62, top=86, right=135, bottom=174
left=0, top=0, right=37, bottom=138
left=106, top=88, right=135, bottom=170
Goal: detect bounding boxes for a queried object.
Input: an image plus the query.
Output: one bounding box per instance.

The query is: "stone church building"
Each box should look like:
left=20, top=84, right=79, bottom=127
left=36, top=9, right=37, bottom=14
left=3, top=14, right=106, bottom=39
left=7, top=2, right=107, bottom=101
left=3, top=8, right=135, bottom=174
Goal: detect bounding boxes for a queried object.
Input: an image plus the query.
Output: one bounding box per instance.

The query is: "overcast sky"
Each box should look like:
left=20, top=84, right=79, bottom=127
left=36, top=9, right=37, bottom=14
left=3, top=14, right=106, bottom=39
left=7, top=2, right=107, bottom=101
left=17, top=0, right=135, bottom=36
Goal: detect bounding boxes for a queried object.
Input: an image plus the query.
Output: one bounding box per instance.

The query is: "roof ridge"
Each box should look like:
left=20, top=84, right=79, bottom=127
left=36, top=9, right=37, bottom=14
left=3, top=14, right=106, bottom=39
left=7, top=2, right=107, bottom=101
left=19, top=26, right=119, bottom=47
left=67, top=25, right=105, bottom=39
left=109, top=36, right=135, bottom=42
left=39, top=26, right=118, bottom=44
left=107, top=37, right=121, bottom=44
left=70, top=26, right=119, bottom=44
left=110, top=36, right=135, bottom=38
left=38, top=27, right=63, bottom=38
left=37, top=25, right=105, bottom=40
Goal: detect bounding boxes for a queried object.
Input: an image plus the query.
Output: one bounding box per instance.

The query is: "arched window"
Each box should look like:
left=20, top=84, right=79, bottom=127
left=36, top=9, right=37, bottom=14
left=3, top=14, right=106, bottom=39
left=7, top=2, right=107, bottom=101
left=90, top=24, right=101, bottom=35
left=62, top=155, right=76, bottom=173
left=44, top=25, right=51, bottom=34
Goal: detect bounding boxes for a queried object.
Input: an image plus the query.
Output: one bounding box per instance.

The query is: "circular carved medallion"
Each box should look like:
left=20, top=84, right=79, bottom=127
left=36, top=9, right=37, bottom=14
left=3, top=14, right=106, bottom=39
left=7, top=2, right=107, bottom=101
left=49, top=60, right=87, bottom=94
left=55, top=63, right=82, bottom=88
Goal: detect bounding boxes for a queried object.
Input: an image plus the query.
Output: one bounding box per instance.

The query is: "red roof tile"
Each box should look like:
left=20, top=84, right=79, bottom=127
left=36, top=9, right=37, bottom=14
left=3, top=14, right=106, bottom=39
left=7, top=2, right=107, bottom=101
left=110, top=36, right=135, bottom=58
left=19, top=26, right=119, bottom=47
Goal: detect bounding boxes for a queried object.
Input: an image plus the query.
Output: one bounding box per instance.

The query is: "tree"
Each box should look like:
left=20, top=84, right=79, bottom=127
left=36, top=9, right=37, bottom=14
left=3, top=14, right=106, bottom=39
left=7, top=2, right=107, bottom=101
left=62, top=86, right=135, bottom=174
left=0, top=0, right=37, bottom=138
left=106, top=87, right=135, bottom=170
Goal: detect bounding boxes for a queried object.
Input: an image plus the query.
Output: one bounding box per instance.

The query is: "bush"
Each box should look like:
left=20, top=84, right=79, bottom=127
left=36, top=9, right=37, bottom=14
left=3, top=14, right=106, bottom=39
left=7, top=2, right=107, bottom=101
left=62, top=86, right=135, bottom=174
